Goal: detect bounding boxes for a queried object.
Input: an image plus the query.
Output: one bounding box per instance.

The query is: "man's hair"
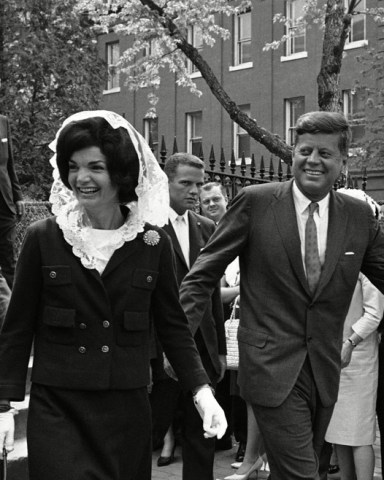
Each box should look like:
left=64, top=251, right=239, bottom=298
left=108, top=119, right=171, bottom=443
left=200, top=182, right=227, bottom=197
left=294, top=111, right=352, bottom=158
left=164, top=153, right=204, bottom=181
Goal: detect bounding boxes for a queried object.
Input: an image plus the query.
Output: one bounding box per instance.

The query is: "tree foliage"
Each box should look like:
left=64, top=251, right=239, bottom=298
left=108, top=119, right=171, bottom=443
left=0, top=0, right=106, bottom=200
left=78, top=0, right=384, bottom=165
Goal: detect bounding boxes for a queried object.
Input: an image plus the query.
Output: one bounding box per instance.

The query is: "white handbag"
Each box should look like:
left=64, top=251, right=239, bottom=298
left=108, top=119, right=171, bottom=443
left=225, top=296, right=240, bottom=370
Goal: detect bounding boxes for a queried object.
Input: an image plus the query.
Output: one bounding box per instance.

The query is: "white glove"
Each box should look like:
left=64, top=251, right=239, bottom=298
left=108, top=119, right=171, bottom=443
left=0, top=410, right=16, bottom=458
left=193, top=386, right=227, bottom=439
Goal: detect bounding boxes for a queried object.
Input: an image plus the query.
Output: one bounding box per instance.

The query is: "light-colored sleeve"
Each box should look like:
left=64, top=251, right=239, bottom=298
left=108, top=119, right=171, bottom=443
left=352, top=273, right=384, bottom=339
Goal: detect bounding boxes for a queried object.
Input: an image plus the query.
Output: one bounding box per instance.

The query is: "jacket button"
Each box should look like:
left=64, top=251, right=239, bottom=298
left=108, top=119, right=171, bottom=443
left=101, top=345, right=109, bottom=353
left=79, top=346, right=86, bottom=354
left=49, top=271, right=57, bottom=279
left=146, top=275, right=153, bottom=283
left=79, top=323, right=87, bottom=329
left=102, top=320, right=110, bottom=328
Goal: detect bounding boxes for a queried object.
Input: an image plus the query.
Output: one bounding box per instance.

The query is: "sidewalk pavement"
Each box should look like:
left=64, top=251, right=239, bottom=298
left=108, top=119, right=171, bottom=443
left=152, top=428, right=383, bottom=480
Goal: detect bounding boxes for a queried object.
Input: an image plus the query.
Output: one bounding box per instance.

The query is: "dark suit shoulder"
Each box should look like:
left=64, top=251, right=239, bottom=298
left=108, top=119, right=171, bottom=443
left=188, top=210, right=215, bottom=228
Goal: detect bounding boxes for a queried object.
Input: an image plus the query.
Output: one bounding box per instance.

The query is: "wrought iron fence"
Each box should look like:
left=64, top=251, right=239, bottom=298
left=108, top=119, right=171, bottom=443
left=150, top=135, right=368, bottom=202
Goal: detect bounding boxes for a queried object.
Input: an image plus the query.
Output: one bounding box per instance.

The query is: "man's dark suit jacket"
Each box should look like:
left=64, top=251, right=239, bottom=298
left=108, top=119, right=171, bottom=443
left=0, top=217, right=209, bottom=401
left=0, top=115, right=23, bottom=215
left=180, top=179, right=384, bottom=408
left=163, top=210, right=226, bottom=379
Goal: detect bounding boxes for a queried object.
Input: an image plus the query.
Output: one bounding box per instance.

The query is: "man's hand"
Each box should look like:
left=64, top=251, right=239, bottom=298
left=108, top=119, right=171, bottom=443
left=163, top=354, right=178, bottom=381
left=218, top=355, right=227, bottom=382
left=15, top=201, right=25, bottom=219
left=0, top=411, right=15, bottom=458
left=341, top=340, right=354, bottom=368
left=193, top=386, right=227, bottom=439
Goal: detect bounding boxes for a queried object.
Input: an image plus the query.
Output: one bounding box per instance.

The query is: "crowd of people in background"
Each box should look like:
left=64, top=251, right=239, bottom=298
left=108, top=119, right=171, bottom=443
left=0, top=110, right=384, bottom=480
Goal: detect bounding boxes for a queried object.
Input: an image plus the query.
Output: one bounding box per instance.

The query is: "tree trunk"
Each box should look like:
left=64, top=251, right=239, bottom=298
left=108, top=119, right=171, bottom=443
left=317, top=0, right=355, bottom=111
left=140, top=0, right=293, bottom=163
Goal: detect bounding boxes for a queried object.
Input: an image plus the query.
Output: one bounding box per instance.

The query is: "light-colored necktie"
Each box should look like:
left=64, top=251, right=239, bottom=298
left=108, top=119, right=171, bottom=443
left=305, top=202, right=321, bottom=294
left=174, top=215, right=190, bottom=268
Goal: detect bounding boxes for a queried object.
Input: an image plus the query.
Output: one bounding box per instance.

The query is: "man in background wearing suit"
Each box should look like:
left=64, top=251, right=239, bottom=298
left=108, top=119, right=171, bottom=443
left=180, top=111, right=384, bottom=480
left=200, top=182, right=228, bottom=226
left=0, top=115, right=24, bottom=288
left=150, top=153, right=226, bottom=480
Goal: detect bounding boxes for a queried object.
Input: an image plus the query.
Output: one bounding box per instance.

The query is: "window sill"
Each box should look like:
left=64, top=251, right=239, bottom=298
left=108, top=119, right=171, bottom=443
left=103, top=87, right=121, bottom=95
left=344, top=40, right=368, bottom=50
left=189, top=71, right=202, bottom=79
left=280, top=51, right=308, bottom=62
left=229, top=62, right=253, bottom=72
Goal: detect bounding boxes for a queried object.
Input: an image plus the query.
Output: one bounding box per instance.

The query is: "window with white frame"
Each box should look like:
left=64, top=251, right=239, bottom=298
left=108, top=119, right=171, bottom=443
left=106, top=41, right=120, bottom=90
left=286, top=0, right=306, bottom=56
left=285, top=97, right=305, bottom=145
left=186, top=112, right=203, bottom=156
left=187, top=26, right=203, bottom=74
left=345, top=0, right=366, bottom=45
left=343, top=89, right=366, bottom=145
left=233, top=10, right=252, bottom=66
left=233, top=105, right=251, bottom=161
left=143, top=117, right=159, bottom=154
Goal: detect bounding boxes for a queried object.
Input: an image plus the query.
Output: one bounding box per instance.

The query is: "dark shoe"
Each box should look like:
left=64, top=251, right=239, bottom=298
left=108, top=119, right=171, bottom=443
left=157, top=446, right=176, bottom=467
left=235, top=442, right=246, bottom=462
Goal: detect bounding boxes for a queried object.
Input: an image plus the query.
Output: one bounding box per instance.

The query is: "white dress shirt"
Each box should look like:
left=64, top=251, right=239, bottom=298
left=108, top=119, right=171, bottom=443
left=169, top=208, right=190, bottom=268
left=292, top=181, right=329, bottom=272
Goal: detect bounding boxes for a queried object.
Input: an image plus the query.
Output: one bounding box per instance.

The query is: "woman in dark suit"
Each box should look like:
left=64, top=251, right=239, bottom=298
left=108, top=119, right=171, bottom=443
left=0, top=111, right=226, bottom=480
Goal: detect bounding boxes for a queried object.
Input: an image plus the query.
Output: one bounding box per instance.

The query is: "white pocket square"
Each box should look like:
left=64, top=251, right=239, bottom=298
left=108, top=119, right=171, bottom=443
left=344, top=252, right=355, bottom=255
left=1, top=138, right=8, bottom=143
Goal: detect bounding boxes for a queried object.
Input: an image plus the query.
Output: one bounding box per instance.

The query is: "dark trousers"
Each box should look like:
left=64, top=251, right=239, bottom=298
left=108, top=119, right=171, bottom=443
left=150, top=332, right=218, bottom=480
left=252, top=358, right=334, bottom=480
left=0, top=194, right=16, bottom=288
left=377, top=340, right=384, bottom=473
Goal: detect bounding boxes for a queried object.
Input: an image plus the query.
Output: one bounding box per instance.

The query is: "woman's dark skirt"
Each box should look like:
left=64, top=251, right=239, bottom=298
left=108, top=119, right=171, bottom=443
left=27, top=383, right=152, bottom=480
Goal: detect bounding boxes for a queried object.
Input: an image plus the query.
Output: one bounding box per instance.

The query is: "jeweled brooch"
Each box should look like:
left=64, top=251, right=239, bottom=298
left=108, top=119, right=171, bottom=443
left=143, top=230, right=160, bottom=246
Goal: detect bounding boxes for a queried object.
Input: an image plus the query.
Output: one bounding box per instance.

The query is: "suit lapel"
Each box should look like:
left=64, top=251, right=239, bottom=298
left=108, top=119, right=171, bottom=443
left=163, top=221, right=189, bottom=269
left=101, top=238, right=140, bottom=279
left=188, top=211, right=204, bottom=266
left=271, top=180, right=310, bottom=294
left=313, top=190, right=349, bottom=299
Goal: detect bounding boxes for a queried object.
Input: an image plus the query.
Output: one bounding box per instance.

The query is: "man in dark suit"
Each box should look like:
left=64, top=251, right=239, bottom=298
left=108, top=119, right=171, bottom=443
left=0, top=115, right=24, bottom=288
left=180, top=111, right=384, bottom=480
left=150, top=153, right=226, bottom=480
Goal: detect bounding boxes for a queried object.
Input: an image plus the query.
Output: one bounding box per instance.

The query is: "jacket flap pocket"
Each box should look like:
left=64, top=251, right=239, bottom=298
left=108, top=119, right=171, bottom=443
left=42, top=266, right=72, bottom=285
left=131, top=269, right=158, bottom=290
left=123, top=312, right=149, bottom=331
left=43, top=306, right=76, bottom=327
left=238, top=326, right=268, bottom=348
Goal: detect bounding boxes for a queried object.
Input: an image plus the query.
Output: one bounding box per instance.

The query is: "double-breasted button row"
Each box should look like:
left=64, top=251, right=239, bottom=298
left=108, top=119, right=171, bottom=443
left=78, top=346, right=110, bottom=353
left=78, top=321, right=111, bottom=329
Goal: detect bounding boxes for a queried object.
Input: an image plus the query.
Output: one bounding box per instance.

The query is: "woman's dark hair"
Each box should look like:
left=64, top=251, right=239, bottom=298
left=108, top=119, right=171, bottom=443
left=56, top=117, right=139, bottom=203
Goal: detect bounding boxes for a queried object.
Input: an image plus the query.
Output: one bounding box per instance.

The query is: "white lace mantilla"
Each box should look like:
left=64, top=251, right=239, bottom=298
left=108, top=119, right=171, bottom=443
left=55, top=200, right=145, bottom=273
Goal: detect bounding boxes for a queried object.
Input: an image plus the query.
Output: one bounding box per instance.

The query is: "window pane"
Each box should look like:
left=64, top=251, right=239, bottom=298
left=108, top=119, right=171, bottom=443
left=238, top=134, right=250, bottom=158
left=191, top=140, right=202, bottom=157
left=239, top=41, right=252, bottom=64
left=192, top=113, right=202, bottom=137
left=287, top=0, right=306, bottom=55
left=239, top=13, right=251, bottom=41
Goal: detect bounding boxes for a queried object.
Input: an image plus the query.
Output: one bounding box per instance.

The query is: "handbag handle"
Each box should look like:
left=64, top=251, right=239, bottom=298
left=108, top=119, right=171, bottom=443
left=230, top=295, right=240, bottom=321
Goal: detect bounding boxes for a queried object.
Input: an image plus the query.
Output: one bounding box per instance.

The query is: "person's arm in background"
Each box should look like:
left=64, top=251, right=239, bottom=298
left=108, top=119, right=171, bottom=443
left=341, top=273, right=384, bottom=368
